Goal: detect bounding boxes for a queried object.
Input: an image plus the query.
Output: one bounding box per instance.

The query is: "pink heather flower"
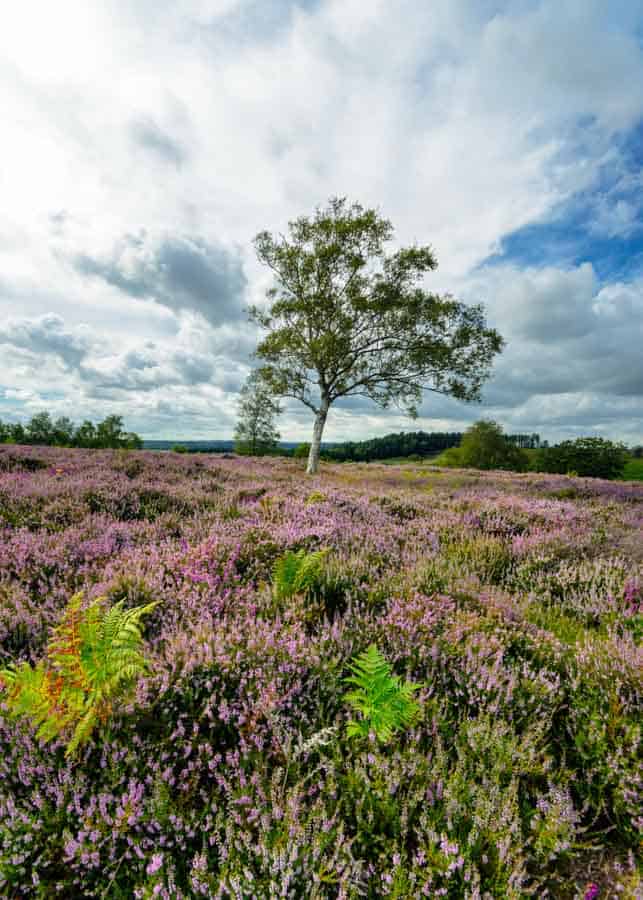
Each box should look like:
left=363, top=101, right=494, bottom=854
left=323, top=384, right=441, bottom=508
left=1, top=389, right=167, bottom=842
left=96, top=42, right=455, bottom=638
left=191, top=853, right=208, bottom=873
left=63, top=839, right=80, bottom=860
left=584, top=885, right=599, bottom=900
left=146, top=853, right=164, bottom=875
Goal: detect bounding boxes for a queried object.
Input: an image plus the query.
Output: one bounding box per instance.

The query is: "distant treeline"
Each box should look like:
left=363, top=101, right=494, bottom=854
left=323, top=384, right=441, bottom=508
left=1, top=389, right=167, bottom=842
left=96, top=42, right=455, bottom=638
left=505, top=433, right=545, bottom=449
left=321, top=430, right=543, bottom=462
left=0, top=413, right=142, bottom=450
left=323, top=431, right=463, bottom=461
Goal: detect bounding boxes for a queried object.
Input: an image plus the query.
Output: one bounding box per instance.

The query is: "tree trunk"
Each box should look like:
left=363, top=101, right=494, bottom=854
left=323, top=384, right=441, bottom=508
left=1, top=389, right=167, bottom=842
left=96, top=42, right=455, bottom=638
left=306, top=399, right=329, bottom=475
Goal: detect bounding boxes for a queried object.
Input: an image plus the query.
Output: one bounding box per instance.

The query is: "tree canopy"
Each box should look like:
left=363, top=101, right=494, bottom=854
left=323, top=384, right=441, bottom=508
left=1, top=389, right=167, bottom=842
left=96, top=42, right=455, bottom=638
left=250, top=196, right=504, bottom=474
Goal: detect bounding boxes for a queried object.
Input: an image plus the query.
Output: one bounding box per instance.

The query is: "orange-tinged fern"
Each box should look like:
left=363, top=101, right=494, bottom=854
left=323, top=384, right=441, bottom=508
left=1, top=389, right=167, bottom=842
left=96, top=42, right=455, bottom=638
left=0, top=592, right=159, bottom=756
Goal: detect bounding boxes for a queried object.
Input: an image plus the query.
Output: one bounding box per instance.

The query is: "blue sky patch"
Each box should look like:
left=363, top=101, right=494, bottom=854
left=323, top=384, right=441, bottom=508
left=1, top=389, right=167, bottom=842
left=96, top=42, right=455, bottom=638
left=482, top=118, right=643, bottom=283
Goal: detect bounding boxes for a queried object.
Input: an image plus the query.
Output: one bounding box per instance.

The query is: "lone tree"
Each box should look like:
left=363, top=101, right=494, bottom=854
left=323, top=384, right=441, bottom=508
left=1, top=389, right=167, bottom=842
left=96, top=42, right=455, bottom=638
left=250, top=197, right=504, bottom=474
left=458, top=420, right=529, bottom=471
left=234, top=370, right=282, bottom=456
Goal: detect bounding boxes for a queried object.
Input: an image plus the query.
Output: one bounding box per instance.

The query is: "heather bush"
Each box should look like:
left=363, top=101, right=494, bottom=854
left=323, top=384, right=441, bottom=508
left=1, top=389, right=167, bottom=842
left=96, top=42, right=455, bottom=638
left=0, top=445, right=640, bottom=897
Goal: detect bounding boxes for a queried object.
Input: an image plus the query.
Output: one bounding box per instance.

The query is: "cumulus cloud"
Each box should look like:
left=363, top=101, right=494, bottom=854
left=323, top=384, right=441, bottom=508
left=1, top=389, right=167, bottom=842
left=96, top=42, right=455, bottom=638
left=80, top=343, right=218, bottom=394
left=428, top=263, right=643, bottom=439
left=0, top=314, right=94, bottom=369
left=73, top=232, right=248, bottom=325
left=0, top=311, right=245, bottom=420
left=488, top=263, right=598, bottom=343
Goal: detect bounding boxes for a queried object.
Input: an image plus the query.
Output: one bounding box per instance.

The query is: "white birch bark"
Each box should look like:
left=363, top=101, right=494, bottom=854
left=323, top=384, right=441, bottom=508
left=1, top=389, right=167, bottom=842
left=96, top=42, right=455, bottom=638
left=306, top=399, right=329, bottom=475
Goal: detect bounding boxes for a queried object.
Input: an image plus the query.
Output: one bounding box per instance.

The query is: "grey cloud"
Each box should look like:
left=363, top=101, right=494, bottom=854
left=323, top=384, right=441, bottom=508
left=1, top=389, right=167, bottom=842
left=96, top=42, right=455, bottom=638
left=445, top=267, right=643, bottom=439
left=48, top=210, right=69, bottom=233
left=504, top=394, right=643, bottom=430
left=0, top=313, right=92, bottom=369
left=129, top=117, right=187, bottom=167
left=73, top=232, right=248, bottom=325
left=169, top=350, right=216, bottom=385
left=0, top=310, right=240, bottom=404
left=81, top=345, right=216, bottom=394
left=485, top=262, right=597, bottom=343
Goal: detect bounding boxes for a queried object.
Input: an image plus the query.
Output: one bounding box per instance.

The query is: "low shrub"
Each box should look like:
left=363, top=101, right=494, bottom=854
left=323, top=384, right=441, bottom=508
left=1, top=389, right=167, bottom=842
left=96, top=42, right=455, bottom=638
left=459, top=420, right=530, bottom=472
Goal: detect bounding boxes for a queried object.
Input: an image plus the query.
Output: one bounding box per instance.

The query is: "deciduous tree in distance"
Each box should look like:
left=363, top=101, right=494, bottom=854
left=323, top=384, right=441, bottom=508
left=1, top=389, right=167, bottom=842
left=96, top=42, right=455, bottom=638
left=234, top=370, right=282, bottom=456
left=249, top=196, right=504, bottom=474
left=458, top=419, right=529, bottom=471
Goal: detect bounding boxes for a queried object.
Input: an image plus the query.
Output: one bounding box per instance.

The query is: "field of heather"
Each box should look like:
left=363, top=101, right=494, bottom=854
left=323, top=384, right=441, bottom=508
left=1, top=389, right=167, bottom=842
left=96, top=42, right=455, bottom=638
left=0, top=446, right=641, bottom=899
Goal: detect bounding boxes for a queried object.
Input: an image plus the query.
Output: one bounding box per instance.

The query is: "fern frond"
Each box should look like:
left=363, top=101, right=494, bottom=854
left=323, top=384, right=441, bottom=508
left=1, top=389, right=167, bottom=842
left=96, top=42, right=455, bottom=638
left=272, top=549, right=328, bottom=601
left=0, top=592, right=159, bottom=756
left=48, top=592, right=87, bottom=686
left=67, top=707, right=98, bottom=757
left=343, top=644, right=422, bottom=744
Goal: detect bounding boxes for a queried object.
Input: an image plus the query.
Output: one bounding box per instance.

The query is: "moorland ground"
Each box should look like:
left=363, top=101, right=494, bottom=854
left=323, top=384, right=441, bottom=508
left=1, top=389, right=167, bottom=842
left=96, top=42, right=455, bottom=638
left=0, top=445, right=641, bottom=898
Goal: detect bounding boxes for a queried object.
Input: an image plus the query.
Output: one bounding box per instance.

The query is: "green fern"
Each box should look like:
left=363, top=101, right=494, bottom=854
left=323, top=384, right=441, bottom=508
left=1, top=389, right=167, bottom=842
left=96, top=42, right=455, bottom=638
left=0, top=592, right=158, bottom=756
left=343, top=644, right=422, bottom=743
left=272, top=548, right=328, bottom=601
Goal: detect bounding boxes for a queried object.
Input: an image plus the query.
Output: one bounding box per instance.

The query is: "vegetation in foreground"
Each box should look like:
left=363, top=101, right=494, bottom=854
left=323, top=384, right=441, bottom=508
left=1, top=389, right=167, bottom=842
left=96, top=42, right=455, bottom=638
left=0, top=446, right=641, bottom=898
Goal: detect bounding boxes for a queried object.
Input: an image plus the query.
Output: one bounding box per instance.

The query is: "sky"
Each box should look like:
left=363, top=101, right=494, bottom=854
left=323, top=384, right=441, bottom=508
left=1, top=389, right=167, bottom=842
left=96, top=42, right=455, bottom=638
left=1, top=0, right=642, bottom=445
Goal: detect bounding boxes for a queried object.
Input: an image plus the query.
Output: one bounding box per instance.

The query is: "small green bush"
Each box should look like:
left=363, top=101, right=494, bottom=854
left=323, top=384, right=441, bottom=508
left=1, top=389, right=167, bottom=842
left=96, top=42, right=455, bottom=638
left=434, top=446, right=464, bottom=467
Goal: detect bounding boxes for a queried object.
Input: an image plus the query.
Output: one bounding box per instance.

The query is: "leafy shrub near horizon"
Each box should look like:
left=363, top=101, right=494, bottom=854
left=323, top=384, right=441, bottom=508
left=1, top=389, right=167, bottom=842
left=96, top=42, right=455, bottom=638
left=0, top=444, right=641, bottom=897
left=536, top=436, right=628, bottom=480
